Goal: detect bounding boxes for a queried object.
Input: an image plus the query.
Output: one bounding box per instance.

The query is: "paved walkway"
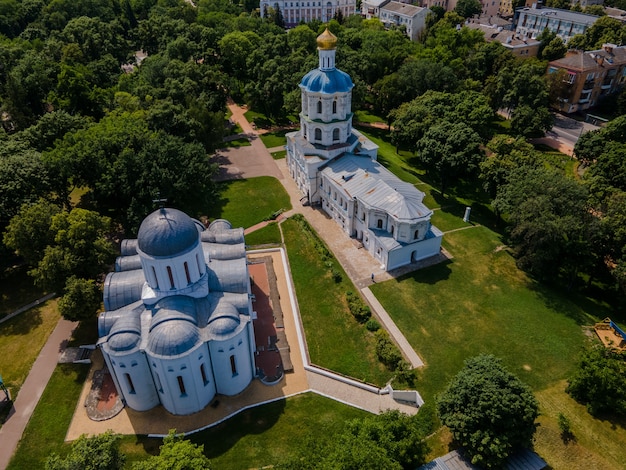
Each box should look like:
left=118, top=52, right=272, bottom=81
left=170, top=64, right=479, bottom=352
left=0, top=318, right=77, bottom=470
left=0, top=293, right=56, bottom=325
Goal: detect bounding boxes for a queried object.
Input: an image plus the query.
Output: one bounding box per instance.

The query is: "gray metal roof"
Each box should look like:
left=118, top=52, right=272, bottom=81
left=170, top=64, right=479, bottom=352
left=115, top=254, right=142, bottom=272
left=206, top=301, right=240, bottom=336
left=201, top=227, right=245, bottom=244
left=202, top=242, right=246, bottom=260
left=322, top=154, right=432, bottom=222
left=381, top=1, right=424, bottom=17
left=418, top=449, right=547, bottom=470
left=207, top=258, right=249, bottom=294
left=121, top=239, right=138, bottom=256
left=137, top=207, right=200, bottom=257
left=103, top=270, right=145, bottom=311
left=147, top=318, right=201, bottom=357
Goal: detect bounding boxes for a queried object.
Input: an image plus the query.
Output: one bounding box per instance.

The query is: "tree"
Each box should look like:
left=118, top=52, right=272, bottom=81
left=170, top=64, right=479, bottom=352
left=415, top=120, right=484, bottom=197
left=58, top=276, right=102, bottom=321
left=567, top=345, right=626, bottom=416
left=28, top=208, right=116, bottom=291
left=584, top=4, right=606, bottom=16
left=510, top=104, right=553, bottom=138
left=46, top=431, right=125, bottom=470
left=493, top=166, right=594, bottom=283
left=3, top=200, right=61, bottom=266
left=541, top=36, right=567, bottom=61
left=437, top=355, right=539, bottom=469
left=455, top=0, right=481, bottom=18
left=131, top=430, right=212, bottom=470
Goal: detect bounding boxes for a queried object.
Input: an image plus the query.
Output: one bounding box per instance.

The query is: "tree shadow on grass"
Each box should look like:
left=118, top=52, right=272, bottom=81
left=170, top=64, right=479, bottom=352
left=0, top=307, right=43, bottom=336
left=527, top=280, right=611, bottom=326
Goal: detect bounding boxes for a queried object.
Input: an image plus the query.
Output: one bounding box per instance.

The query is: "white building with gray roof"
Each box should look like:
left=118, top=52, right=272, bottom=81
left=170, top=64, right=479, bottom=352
left=514, top=5, right=599, bottom=43
left=286, top=29, right=442, bottom=271
left=98, top=208, right=256, bottom=415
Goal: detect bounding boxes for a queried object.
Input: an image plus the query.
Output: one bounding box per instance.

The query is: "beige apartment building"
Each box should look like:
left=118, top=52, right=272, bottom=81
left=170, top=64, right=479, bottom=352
left=548, top=44, right=626, bottom=113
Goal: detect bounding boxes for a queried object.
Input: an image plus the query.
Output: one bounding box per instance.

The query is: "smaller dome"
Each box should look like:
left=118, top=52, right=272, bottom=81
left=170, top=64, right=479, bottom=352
left=137, top=208, right=199, bottom=258
left=148, top=319, right=200, bottom=357
left=207, top=302, right=240, bottom=336
left=317, top=28, right=337, bottom=50
left=107, top=314, right=141, bottom=352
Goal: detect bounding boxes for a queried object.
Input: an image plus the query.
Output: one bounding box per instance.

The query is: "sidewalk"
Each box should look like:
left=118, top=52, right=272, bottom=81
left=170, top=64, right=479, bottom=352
left=0, top=318, right=77, bottom=470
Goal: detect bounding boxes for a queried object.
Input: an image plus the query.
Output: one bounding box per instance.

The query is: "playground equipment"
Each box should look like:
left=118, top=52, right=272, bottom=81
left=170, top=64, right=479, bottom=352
left=594, top=318, right=626, bottom=350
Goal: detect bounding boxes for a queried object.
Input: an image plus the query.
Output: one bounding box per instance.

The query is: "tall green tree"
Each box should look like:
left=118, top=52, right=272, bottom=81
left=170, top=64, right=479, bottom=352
left=131, top=430, right=212, bottom=470
left=437, top=355, right=539, bottom=469
left=415, top=120, right=484, bottom=197
left=46, top=431, right=125, bottom=470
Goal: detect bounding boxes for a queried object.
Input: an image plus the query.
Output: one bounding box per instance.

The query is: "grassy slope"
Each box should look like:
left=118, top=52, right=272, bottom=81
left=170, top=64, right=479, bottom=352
left=7, top=364, right=89, bottom=470
left=0, top=299, right=61, bottom=399
left=245, top=222, right=282, bottom=246
left=121, top=393, right=370, bottom=468
left=0, top=265, right=47, bottom=319
left=282, top=217, right=392, bottom=386
left=207, top=176, right=292, bottom=229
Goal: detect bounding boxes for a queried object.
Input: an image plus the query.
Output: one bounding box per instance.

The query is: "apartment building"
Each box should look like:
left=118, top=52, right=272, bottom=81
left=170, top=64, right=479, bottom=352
left=548, top=44, right=626, bottom=113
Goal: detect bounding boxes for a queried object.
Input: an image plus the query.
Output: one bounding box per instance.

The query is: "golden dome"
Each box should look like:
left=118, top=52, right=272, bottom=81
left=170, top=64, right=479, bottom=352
left=317, top=28, right=337, bottom=50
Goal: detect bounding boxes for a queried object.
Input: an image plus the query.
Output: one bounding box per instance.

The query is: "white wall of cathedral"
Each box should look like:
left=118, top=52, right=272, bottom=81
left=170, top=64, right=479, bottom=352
left=209, top=327, right=254, bottom=396
left=139, top=243, right=207, bottom=302
left=147, top=342, right=216, bottom=415
left=108, top=351, right=160, bottom=412
left=386, top=234, right=443, bottom=270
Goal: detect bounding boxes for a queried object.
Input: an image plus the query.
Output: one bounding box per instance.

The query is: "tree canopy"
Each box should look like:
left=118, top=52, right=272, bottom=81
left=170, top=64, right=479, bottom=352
left=437, top=355, right=539, bottom=469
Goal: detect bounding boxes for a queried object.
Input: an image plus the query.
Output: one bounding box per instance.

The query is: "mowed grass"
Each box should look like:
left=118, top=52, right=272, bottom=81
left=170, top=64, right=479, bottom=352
left=7, top=364, right=89, bottom=470
left=271, top=150, right=286, bottom=159
left=259, top=129, right=289, bottom=148
left=208, top=176, right=292, bottom=229
left=222, top=137, right=251, bottom=148
left=370, top=226, right=622, bottom=468
left=122, top=393, right=370, bottom=468
left=0, top=298, right=61, bottom=400
left=282, top=217, right=392, bottom=386
left=245, top=222, right=282, bottom=246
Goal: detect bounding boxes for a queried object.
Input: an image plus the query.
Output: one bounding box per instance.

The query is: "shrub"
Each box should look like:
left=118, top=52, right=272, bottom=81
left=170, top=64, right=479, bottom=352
left=558, top=413, right=574, bottom=443
left=365, top=318, right=381, bottom=332
left=346, top=291, right=371, bottom=323
left=375, top=329, right=403, bottom=370
left=332, top=269, right=342, bottom=283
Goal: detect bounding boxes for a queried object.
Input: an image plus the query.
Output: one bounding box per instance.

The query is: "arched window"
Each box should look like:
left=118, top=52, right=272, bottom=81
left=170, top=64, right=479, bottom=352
left=414, top=229, right=419, bottom=240
left=125, top=373, right=135, bottom=394
left=167, top=266, right=175, bottom=289
left=177, top=376, right=186, bottom=395
left=315, top=128, right=322, bottom=141
left=377, top=219, right=383, bottom=229
left=303, top=126, right=307, bottom=138
left=151, top=266, right=159, bottom=289
left=391, top=225, right=395, bottom=236
left=317, top=100, right=322, bottom=114
left=200, top=364, right=209, bottom=385
left=154, top=372, right=163, bottom=393
left=332, top=128, right=340, bottom=141
left=196, top=254, right=203, bottom=276
left=184, top=262, right=191, bottom=284
left=332, top=100, right=337, bottom=114
left=230, top=355, right=238, bottom=376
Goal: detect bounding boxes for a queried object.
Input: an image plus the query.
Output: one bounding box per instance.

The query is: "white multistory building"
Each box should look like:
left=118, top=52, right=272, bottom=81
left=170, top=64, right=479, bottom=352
left=286, top=29, right=442, bottom=271
left=260, top=0, right=356, bottom=27
left=98, top=208, right=256, bottom=415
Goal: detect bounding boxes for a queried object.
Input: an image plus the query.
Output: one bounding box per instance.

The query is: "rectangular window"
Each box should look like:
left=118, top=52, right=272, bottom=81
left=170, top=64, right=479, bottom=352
left=177, top=376, right=186, bottom=396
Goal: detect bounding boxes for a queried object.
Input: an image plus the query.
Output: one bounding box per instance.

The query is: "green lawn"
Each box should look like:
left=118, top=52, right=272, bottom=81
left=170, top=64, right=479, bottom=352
left=370, top=226, right=620, bottom=468
left=0, top=299, right=61, bottom=402
left=354, top=110, right=386, bottom=123
left=259, top=129, right=289, bottom=148
left=271, top=150, right=286, bottom=159
left=282, top=217, right=393, bottom=386
left=7, top=364, right=89, bottom=470
left=123, top=393, right=369, bottom=468
left=245, top=222, right=282, bottom=246
left=221, top=137, right=250, bottom=148
left=207, top=176, right=292, bottom=229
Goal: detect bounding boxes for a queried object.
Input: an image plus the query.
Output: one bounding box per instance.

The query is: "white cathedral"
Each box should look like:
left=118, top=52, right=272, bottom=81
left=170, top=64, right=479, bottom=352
left=286, top=29, right=442, bottom=271
left=97, top=209, right=256, bottom=415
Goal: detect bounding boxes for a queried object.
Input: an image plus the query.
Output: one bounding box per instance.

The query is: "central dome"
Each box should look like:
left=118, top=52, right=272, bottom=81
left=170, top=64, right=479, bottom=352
left=137, top=208, right=199, bottom=257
